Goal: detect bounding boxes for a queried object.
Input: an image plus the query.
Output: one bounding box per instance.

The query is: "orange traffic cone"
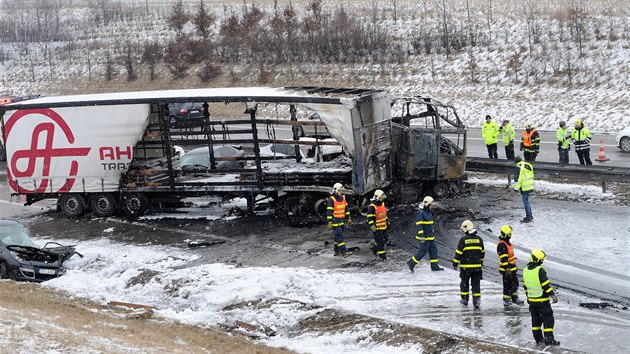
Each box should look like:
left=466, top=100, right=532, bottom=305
left=596, top=139, right=609, bottom=162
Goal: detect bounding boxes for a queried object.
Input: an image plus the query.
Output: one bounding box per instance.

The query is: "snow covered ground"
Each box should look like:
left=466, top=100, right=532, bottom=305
left=27, top=175, right=629, bottom=354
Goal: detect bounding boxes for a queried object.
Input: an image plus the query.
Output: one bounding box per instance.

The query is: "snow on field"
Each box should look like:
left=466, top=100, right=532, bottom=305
left=35, top=176, right=630, bottom=354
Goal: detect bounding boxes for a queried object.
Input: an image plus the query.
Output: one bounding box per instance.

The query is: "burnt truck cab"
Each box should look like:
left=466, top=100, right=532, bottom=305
left=390, top=96, right=467, bottom=200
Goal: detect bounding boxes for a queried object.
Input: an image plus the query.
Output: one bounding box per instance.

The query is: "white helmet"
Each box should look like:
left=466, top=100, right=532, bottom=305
left=332, top=183, right=344, bottom=194
left=373, top=189, right=386, bottom=200
left=460, top=219, right=475, bottom=233
left=423, top=196, right=434, bottom=206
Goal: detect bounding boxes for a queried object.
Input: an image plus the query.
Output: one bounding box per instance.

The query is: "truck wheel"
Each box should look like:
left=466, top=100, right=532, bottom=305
left=90, top=193, right=117, bottom=217
left=123, top=193, right=148, bottom=220
left=432, top=182, right=450, bottom=199
left=314, top=198, right=328, bottom=223
left=59, top=194, right=86, bottom=218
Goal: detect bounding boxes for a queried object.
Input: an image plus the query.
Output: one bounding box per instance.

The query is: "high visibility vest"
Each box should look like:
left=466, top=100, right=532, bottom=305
left=571, top=126, right=591, bottom=151
left=331, top=195, right=347, bottom=219
left=370, top=202, right=388, bottom=230
left=482, top=121, right=500, bottom=145
left=556, top=127, right=570, bottom=150
left=501, top=124, right=515, bottom=146
left=497, top=239, right=517, bottom=271
left=522, top=128, right=537, bottom=148
left=523, top=265, right=549, bottom=302
left=514, top=161, right=534, bottom=192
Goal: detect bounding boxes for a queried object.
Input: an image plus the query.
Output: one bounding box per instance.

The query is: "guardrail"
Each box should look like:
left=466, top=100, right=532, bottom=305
left=465, top=157, right=630, bottom=192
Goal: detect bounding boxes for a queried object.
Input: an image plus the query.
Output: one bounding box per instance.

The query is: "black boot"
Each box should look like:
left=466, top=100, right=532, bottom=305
left=544, top=337, right=560, bottom=346
left=473, top=297, right=481, bottom=309
left=406, top=259, right=415, bottom=273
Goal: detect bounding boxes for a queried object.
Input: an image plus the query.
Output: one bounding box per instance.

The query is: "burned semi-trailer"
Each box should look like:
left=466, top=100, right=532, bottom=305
left=0, top=87, right=466, bottom=220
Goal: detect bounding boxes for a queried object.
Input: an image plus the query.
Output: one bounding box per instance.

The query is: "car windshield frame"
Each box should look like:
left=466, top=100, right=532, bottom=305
left=0, top=223, right=38, bottom=247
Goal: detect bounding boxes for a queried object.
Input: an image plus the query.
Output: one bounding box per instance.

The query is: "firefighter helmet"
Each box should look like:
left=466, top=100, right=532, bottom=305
left=373, top=189, right=386, bottom=200
left=460, top=220, right=475, bottom=233
left=332, top=183, right=344, bottom=194
left=500, top=225, right=512, bottom=238
left=423, top=196, right=434, bottom=206
left=525, top=121, right=533, bottom=128
left=530, top=249, right=546, bottom=263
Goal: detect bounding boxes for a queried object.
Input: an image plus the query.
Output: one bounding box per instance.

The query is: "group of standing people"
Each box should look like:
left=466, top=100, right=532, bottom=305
left=481, top=115, right=593, bottom=165
left=326, top=182, right=560, bottom=346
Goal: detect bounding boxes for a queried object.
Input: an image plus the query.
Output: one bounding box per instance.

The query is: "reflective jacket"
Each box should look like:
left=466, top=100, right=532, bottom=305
left=514, top=161, right=534, bottom=192
left=523, top=263, right=556, bottom=304
left=453, top=231, right=485, bottom=271
left=556, top=127, right=571, bottom=150
left=497, top=239, right=518, bottom=272
left=327, top=195, right=348, bottom=226
left=415, top=207, right=434, bottom=241
left=522, top=128, right=540, bottom=153
left=500, top=123, right=515, bottom=147
left=482, top=121, right=500, bottom=145
left=367, top=200, right=388, bottom=231
left=571, top=126, right=591, bottom=151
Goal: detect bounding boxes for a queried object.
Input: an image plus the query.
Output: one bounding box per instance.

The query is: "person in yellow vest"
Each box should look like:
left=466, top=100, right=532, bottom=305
left=523, top=249, right=560, bottom=346
left=406, top=196, right=444, bottom=272
left=556, top=121, right=571, bottom=164
left=453, top=220, right=485, bottom=309
left=497, top=225, right=524, bottom=307
left=326, top=183, right=352, bottom=257
left=482, top=115, right=500, bottom=159
left=520, top=121, right=540, bottom=162
left=367, top=189, right=388, bottom=260
left=571, top=119, right=592, bottom=165
left=499, top=119, right=515, bottom=160
left=514, top=156, right=534, bottom=223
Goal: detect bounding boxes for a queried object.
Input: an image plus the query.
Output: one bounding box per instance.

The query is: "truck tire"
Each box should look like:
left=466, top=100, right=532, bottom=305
left=90, top=193, right=117, bottom=217
left=122, top=193, right=148, bottom=220
left=432, top=182, right=450, bottom=199
left=59, top=194, right=86, bottom=218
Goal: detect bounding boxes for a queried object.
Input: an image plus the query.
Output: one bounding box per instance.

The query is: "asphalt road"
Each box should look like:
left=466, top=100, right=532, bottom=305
left=467, top=128, right=630, bottom=167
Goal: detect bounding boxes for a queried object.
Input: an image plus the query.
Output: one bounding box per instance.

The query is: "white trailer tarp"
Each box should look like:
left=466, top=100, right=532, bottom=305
left=4, top=105, right=149, bottom=194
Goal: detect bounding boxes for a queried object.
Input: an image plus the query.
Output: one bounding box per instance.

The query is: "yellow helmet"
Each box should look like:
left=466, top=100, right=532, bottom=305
left=500, top=225, right=512, bottom=238
left=460, top=220, right=475, bottom=233
left=529, top=249, right=546, bottom=263
left=575, top=119, right=582, bottom=126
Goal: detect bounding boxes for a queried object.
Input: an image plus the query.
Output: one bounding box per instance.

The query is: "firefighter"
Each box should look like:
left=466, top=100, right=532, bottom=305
left=367, top=189, right=388, bottom=260
left=571, top=119, right=592, bottom=165
left=482, top=115, right=500, bottom=159
left=500, top=119, right=515, bottom=160
left=523, top=249, right=560, bottom=346
left=497, top=225, right=524, bottom=307
left=326, top=182, right=352, bottom=257
left=514, top=156, right=534, bottom=223
left=520, top=121, right=540, bottom=162
left=556, top=121, right=570, bottom=164
left=453, top=220, right=485, bottom=309
left=406, top=196, right=444, bottom=272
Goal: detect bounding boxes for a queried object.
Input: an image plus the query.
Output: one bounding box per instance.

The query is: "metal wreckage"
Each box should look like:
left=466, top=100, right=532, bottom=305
left=0, top=87, right=466, bottom=221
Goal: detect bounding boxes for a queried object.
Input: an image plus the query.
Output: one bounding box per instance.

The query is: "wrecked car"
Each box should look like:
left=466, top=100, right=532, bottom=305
left=0, top=219, right=81, bottom=282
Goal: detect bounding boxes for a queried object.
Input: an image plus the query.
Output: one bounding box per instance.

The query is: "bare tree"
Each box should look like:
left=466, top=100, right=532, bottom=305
left=466, top=51, right=479, bottom=83
left=567, top=2, right=588, bottom=57
left=507, top=50, right=523, bottom=82
left=123, top=42, right=137, bottom=81
left=104, top=46, right=114, bottom=81
left=141, top=41, right=163, bottom=81
left=168, top=0, right=189, bottom=35
left=197, top=61, right=222, bottom=82
left=193, top=0, right=215, bottom=39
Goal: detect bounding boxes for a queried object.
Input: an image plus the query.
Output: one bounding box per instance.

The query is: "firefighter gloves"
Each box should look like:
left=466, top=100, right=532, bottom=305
left=370, top=225, right=377, bottom=233
left=326, top=223, right=333, bottom=230
left=453, top=262, right=458, bottom=270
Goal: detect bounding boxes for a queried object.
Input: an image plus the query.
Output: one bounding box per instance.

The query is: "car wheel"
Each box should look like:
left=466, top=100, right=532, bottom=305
left=0, top=260, right=8, bottom=279
left=122, top=193, right=149, bottom=220
left=59, top=194, right=86, bottom=218
left=620, top=136, right=630, bottom=152
left=90, top=193, right=117, bottom=217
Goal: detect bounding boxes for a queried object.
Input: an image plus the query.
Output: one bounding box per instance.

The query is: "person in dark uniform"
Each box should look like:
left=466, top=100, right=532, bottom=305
left=453, top=220, right=485, bottom=309
left=523, top=249, right=560, bottom=346
left=367, top=189, right=388, bottom=260
left=326, top=183, right=352, bottom=257
left=497, top=225, right=524, bottom=307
